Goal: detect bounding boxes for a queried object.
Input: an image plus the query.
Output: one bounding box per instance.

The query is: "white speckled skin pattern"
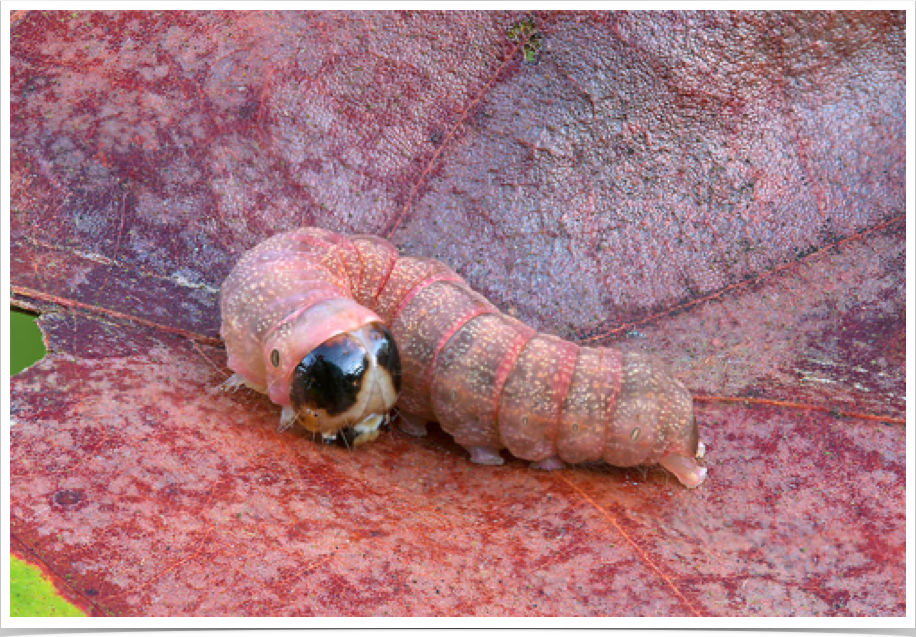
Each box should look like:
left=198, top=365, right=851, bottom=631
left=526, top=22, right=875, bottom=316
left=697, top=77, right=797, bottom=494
left=220, top=227, right=707, bottom=487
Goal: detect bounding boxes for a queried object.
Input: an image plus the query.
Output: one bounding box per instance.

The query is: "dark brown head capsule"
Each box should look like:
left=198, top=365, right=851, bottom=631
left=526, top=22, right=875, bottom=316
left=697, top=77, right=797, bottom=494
left=289, top=322, right=401, bottom=443
left=291, top=332, right=369, bottom=418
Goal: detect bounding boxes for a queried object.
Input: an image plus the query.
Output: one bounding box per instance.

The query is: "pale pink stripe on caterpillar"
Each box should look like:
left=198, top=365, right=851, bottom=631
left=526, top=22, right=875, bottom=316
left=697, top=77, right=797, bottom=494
left=220, top=227, right=707, bottom=487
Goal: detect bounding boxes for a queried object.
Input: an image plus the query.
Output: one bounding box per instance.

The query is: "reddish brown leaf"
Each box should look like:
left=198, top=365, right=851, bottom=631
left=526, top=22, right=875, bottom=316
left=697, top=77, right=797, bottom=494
left=10, top=10, right=905, bottom=616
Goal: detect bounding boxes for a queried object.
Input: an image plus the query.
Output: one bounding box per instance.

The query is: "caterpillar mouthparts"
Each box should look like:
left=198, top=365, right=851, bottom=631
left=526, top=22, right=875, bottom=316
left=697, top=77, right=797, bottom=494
left=318, top=413, right=388, bottom=447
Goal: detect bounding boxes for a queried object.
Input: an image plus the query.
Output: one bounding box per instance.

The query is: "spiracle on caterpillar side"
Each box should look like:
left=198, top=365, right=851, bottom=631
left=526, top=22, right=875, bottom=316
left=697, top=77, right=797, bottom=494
left=219, top=227, right=707, bottom=488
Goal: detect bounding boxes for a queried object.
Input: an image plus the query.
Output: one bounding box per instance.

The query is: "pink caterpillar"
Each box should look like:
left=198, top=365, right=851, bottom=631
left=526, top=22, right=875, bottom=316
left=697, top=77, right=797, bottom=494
left=220, top=227, right=707, bottom=488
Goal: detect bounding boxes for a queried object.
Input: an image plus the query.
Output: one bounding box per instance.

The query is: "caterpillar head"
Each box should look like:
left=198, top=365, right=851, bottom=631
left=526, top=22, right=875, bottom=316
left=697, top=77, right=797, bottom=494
left=290, top=322, right=401, bottom=444
left=264, top=299, right=401, bottom=445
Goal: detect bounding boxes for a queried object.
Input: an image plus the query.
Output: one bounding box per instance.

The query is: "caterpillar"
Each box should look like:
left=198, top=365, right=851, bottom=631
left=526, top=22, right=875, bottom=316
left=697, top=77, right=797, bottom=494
left=219, top=227, right=707, bottom=488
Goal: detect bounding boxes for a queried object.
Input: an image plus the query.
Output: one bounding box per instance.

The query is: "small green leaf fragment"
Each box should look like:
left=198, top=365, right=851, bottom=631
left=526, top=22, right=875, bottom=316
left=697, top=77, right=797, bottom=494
left=507, top=18, right=543, bottom=64
left=10, top=555, right=88, bottom=617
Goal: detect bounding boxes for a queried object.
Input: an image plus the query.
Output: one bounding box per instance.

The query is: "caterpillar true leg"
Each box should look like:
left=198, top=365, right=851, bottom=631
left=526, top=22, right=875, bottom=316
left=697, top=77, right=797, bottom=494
left=279, top=406, right=298, bottom=432
left=221, top=373, right=266, bottom=394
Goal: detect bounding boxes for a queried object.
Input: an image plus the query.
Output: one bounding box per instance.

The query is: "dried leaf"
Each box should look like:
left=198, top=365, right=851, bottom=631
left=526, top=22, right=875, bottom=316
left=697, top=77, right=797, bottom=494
left=10, top=10, right=905, bottom=616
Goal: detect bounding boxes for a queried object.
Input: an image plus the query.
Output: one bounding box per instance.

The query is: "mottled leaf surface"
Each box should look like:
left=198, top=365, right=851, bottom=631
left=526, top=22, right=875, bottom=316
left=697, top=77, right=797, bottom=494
left=9, top=10, right=905, bottom=616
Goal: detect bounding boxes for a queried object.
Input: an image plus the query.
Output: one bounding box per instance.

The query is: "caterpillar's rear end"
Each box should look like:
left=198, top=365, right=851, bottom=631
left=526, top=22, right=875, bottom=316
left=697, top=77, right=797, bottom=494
left=220, top=227, right=707, bottom=488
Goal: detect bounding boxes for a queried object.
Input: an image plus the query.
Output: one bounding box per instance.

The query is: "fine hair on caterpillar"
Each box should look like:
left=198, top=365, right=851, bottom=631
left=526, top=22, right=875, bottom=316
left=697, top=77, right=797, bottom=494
left=220, top=227, right=707, bottom=488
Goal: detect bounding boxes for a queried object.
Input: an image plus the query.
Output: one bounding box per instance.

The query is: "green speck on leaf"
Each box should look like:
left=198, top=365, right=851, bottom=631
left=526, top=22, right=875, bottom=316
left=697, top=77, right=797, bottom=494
left=507, top=18, right=543, bottom=64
